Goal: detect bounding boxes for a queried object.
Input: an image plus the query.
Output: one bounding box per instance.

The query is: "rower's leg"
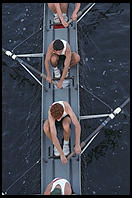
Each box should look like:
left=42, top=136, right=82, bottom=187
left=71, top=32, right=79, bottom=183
left=60, top=3, right=68, bottom=14
left=69, top=52, right=80, bottom=67
left=48, top=3, right=68, bottom=14
left=62, top=116, right=71, bottom=155
left=47, top=3, right=57, bottom=13
left=50, top=54, right=59, bottom=67
left=62, top=116, right=71, bottom=141
left=43, top=120, right=52, bottom=141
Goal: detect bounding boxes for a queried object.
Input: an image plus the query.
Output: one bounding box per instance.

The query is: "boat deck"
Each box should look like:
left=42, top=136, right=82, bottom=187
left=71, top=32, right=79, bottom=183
left=41, top=4, right=81, bottom=194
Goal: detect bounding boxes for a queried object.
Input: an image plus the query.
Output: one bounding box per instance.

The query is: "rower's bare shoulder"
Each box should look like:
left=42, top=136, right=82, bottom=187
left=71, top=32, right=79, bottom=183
left=63, top=101, right=70, bottom=107
left=47, top=41, right=54, bottom=51
left=45, top=42, right=54, bottom=58
left=66, top=42, right=71, bottom=51
left=63, top=101, right=72, bottom=112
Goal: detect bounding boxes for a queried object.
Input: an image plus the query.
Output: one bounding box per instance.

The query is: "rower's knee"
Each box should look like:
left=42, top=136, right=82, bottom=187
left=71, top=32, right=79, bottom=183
left=63, top=122, right=70, bottom=133
left=47, top=3, right=56, bottom=13
left=75, top=54, right=80, bottom=64
left=70, top=53, right=80, bottom=67
left=50, top=54, right=59, bottom=67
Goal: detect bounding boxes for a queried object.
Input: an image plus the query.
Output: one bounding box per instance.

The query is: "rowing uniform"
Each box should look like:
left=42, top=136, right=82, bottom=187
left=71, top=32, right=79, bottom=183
left=50, top=178, right=70, bottom=195
left=50, top=101, right=71, bottom=156
left=53, top=40, right=67, bottom=70
left=51, top=101, right=70, bottom=127
left=60, top=39, right=67, bottom=55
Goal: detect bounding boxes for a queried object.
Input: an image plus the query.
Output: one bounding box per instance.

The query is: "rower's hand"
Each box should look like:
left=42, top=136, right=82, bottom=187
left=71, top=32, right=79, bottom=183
left=60, top=154, right=67, bottom=164
left=46, top=76, right=52, bottom=83
left=56, top=80, right=63, bottom=89
left=71, top=12, right=78, bottom=21
left=61, top=19, right=69, bottom=28
left=74, top=144, right=81, bottom=155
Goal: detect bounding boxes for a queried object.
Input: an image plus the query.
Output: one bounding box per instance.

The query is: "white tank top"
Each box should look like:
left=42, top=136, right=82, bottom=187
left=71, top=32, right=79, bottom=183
left=60, top=39, right=67, bottom=55
left=51, top=101, right=68, bottom=121
left=51, top=178, right=70, bottom=195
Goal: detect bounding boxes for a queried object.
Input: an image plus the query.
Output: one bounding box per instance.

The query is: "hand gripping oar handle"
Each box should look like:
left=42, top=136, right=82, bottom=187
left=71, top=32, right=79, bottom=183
left=2, top=48, right=57, bottom=86
left=68, top=3, right=95, bottom=25
left=40, top=73, right=57, bottom=86
left=67, top=141, right=85, bottom=160
left=67, top=97, right=130, bottom=160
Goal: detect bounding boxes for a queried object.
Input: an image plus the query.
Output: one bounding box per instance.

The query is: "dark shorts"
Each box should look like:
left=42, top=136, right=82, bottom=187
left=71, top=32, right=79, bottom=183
left=57, top=55, right=66, bottom=72
left=55, top=114, right=70, bottom=129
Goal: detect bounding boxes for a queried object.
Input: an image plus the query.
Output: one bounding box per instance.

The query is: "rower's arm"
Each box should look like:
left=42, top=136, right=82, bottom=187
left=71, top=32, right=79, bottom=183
left=74, top=3, right=81, bottom=14
left=64, top=102, right=81, bottom=146
left=44, top=182, right=53, bottom=195
left=54, top=3, right=64, bottom=22
left=71, top=3, right=81, bottom=21
left=44, top=44, right=52, bottom=78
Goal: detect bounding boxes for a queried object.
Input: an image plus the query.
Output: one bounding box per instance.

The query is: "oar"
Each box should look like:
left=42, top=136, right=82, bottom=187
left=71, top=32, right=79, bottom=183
left=68, top=3, right=96, bottom=25
left=2, top=48, right=57, bottom=86
left=80, top=113, right=110, bottom=120
left=67, top=97, right=130, bottom=160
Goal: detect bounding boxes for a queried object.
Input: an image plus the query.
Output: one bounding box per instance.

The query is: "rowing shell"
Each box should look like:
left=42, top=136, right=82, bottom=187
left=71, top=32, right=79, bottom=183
left=41, top=3, right=81, bottom=195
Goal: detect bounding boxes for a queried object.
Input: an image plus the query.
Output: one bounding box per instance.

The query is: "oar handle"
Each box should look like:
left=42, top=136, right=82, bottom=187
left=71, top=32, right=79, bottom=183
left=40, top=73, right=57, bottom=86
left=67, top=141, right=85, bottom=160
left=67, top=18, right=73, bottom=25
left=67, top=7, right=85, bottom=25
left=67, top=3, right=94, bottom=25
left=67, top=11, right=82, bottom=25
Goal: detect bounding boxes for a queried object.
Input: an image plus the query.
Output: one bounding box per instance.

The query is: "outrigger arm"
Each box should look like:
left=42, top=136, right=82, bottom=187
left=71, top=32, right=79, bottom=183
left=80, top=113, right=110, bottom=120
left=15, top=53, right=43, bottom=58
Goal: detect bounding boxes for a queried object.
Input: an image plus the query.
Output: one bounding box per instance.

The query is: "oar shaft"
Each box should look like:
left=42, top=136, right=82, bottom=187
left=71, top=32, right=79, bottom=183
left=67, top=97, right=130, bottom=160
left=21, top=62, right=42, bottom=86
left=81, top=132, right=99, bottom=154
left=120, top=97, right=130, bottom=108
left=78, top=3, right=95, bottom=16
left=68, top=3, right=95, bottom=25
left=2, top=48, right=57, bottom=86
left=67, top=141, right=85, bottom=160
left=77, top=3, right=96, bottom=23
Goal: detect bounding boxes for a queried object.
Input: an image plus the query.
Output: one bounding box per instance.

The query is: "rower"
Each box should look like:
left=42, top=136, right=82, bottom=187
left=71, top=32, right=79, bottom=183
left=43, top=101, right=81, bottom=164
left=48, top=3, right=81, bottom=28
left=44, top=39, right=80, bottom=89
left=44, top=177, right=74, bottom=195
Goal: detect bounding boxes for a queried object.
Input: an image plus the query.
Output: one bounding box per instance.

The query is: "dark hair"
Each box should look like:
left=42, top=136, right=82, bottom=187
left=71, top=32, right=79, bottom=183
left=50, top=188, right=62, bottom=195
left=50, top=103, right=64, bottom=120
left=53, top=39, right=64, bottom=51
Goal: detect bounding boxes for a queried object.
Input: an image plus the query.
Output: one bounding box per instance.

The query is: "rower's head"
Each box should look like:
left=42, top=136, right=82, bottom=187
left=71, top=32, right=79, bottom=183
left=50, top=187, right=62, bottom=195
left=53, top=39, right=64, bottom=55
left=50, top=103, right=64, bottom=120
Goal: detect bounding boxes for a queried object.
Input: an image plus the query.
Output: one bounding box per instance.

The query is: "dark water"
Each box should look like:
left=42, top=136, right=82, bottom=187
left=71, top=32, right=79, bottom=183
left=2, top=3, right=130, bottom=195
